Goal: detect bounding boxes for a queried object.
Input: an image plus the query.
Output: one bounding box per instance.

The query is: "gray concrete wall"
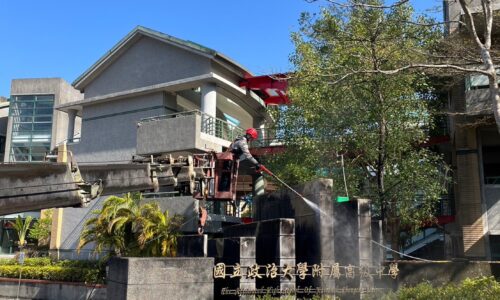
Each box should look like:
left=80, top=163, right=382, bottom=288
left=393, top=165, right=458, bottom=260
left=59, top=196, right=107, bottom=254
left=71, top=92, right=165, bottom=163
left=136, top=112, right=228, bottom=155
left=0, top=278, right=106, bottom=300
left=107, top=257, right=214, bottom=300
left=84, top=36, right=211, bottom=98
left=466, top=89, right=491, bottom=114
left=54, top=79, right=83, bottom=146
left=58, top=195, right=197, bottom=255
left=445, top=0, right=499, bottom=33
left=209, top=235, right=257, bottom=300
left=145, top=196, right=200, bottom=233
left=253, top=179, right=374, bottom=297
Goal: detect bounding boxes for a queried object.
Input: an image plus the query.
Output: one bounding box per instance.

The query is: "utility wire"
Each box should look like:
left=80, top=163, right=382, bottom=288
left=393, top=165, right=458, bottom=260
left=0, top=175, right=154, bottom=192
left=371, top=239, right=436, bottom=262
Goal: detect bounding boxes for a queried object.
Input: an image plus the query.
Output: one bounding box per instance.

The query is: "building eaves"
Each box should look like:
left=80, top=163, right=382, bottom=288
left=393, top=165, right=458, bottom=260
left=72, top=26, right=252, bottom=90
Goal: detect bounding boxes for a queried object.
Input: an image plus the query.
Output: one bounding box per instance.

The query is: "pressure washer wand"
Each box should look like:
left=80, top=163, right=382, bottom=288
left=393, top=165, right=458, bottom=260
left=258, top=165, right=305, bottom=199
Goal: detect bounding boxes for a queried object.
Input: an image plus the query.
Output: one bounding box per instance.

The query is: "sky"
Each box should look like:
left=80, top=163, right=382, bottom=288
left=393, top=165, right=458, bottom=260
left=0, top=0, right=444, bottom=98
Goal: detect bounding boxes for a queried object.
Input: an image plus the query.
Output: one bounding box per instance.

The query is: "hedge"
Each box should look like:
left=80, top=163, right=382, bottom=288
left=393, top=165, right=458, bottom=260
left=367, top=276, right=500, bottom=300
left=0, top=258, right=105, bottom=284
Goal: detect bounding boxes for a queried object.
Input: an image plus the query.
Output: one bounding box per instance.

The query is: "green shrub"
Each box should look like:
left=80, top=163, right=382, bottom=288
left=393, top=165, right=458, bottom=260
left=0, top=258, right=15, bottom=266
left=368, top=276, right=500, bottom=300
left=21, top=257, right=51, bottom=267
left=0, top=258, right=105, bottom=284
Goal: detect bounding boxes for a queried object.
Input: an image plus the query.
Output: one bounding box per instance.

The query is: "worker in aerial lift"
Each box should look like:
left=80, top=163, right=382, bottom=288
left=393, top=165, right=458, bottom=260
left=230, top=127, right=264, bottom=171
left=197, top=128, right=265, bottom=235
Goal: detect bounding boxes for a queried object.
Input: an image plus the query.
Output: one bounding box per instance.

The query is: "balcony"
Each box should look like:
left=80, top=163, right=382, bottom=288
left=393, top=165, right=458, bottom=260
left=136, top=110, right=243, bottom=155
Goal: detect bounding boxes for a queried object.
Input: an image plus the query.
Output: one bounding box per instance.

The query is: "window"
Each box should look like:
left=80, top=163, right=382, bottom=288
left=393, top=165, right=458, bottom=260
left=490, top=235, right=500, bottom=260
left=0, top=135, right=5, bottom=158
left=483, top=145, right=500, bottom=184
left=8, top=95, right=54, bottom=162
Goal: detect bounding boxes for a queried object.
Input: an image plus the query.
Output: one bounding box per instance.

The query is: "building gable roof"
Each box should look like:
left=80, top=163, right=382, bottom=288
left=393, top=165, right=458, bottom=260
left=73, top=26, right=252, bottom=90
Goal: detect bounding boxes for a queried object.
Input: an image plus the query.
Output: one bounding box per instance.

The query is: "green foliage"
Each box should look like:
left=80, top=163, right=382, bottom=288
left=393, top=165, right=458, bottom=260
left=367, top=276, right=500, bottom=300
left=10, top=215, right=33, bottom=249
left=0, top=258, right=105, bottom=284
left=268, top=0, right=450, bottom=246
left=78, top=192, right=182, bottom=258
left=28, top=210, right=52, bottom=246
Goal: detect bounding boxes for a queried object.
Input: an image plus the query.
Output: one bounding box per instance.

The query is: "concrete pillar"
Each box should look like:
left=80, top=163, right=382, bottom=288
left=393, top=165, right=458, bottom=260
left=201, top=83, right=217, bottom=117
left=66, top=109, right=77, bottom=142
left=49, top=208, right=64, bottom=259
left=252, top=174, right=265, bottom=197
left=255, top=219, right=295, bottom=297
left=201, top=83, right=217, bottom=135
left=57, top=142, right=68, bottom=163
left=357, top=199, right=373, bottom=296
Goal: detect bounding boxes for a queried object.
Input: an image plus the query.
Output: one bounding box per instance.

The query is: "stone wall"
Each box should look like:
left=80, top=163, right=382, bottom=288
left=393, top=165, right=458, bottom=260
left=376, top=261, right=500, bottom=290
left=107, top=257, right=214, bottom=300
left=0, top=278, right=106, bottom=300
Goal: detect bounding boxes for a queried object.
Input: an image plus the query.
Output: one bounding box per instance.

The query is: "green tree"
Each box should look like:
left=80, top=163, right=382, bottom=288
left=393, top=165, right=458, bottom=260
left=78, top=193, right=181, bottom=258
left=268, top=0, right=449, bottom=255
left=10, top=216, right=33, bottom=250
left=28, top=210, right=52, bottom=248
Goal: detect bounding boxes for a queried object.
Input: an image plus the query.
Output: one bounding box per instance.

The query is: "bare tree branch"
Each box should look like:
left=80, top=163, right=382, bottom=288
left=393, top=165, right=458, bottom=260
left=459, top=0, right=485, bottom=50
left=305, top=0, right=410, bottom=9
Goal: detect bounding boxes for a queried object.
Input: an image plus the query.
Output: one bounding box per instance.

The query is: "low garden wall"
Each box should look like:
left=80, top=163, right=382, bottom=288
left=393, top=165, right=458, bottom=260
left=107, top=257, right=214, bottom=300
left=0, top=278, right=106, bottom=300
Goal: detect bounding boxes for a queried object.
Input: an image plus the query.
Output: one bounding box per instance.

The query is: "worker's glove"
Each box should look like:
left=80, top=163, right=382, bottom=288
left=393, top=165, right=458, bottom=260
left=256, top=163, right=262, bottom=171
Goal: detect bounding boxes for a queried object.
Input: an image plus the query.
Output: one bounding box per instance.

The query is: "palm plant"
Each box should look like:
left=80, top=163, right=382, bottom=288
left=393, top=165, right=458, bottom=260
left=137, top=203, right=179, bottom=257
left=78, top=192, right=181, bottom=258
left=10, top=215, right=33, bottom=250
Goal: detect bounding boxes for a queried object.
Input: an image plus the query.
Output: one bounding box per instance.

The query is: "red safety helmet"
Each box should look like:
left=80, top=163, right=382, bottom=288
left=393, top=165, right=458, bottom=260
left=245, top=128, right=258, bottom=140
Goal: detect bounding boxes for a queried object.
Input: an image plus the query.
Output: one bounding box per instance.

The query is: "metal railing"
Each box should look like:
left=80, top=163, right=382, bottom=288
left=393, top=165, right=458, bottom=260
left=200, top=113, right=243, bottom=141
left=251, top=127, right=284, bottom=148
left=485, top=176, right=500, bottom=185
left=140, top=110, right=244, bottom=142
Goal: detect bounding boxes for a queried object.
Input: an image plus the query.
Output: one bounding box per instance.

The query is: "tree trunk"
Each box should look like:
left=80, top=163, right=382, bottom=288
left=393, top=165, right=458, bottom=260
left=389, top=216, right=401, bottom=260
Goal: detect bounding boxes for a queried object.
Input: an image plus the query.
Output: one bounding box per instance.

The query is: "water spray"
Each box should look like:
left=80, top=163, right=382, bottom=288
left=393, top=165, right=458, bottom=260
left=258, top=165, right=325, bottom=216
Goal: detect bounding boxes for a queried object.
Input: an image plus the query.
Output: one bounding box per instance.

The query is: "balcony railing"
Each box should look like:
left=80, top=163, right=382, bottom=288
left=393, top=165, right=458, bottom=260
left=250, top=127, right=284, bottom=148
left=140, top=110, right=244, bottom=141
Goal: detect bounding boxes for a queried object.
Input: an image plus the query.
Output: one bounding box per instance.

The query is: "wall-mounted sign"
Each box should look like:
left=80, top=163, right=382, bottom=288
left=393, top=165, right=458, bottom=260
left=213, top=262, right=399, bottom=280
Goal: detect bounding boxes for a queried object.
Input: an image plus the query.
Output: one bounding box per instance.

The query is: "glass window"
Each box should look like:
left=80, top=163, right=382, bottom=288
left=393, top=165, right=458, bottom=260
left=35, top=95, right=54, bottom=101
left=8, top=94, right=54, bottom=162
left=35, top=108, right=53, bottom=115
left=14, top=102, right=34, bottom=109
left=12, top=123, right=33, bottom=131
left=33, top=123, right=52, bottom=132
left=16, top=116, right=34, bottom=122
left=11, top=108, right=34, bottom=116
left=0, top=135, right=5, bottom=157
left=12, top=153, right=30, bottom=161
left=14, top=95, right=35, bottom=101
left=34, top=116, right=52, bottom=122
left=35, top=101, right=53, bottom=108
left=483, top=145, right=500, bottom=184
left=490, top=235, right=500, bottom=260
